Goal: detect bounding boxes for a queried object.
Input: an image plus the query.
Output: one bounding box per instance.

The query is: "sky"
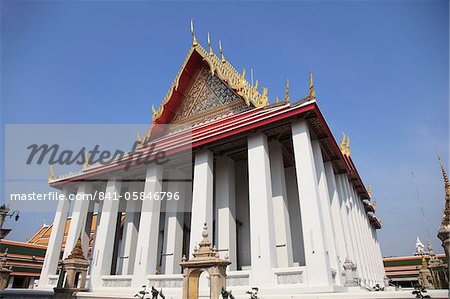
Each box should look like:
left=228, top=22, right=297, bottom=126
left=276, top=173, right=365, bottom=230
left=1, top=0, right=448, bottom=257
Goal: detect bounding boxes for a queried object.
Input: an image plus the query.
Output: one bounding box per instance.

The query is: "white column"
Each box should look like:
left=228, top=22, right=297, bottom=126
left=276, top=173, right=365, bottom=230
left=63, top=183, right=92, bottom=258
left=90, top=178, right=122, bottom=289
left=162, top=170, right=185, bottom=274
left=335, top=175, right=355, bottom=263
left=38, top=187, right=71, bottom=288
left=374, top=228, right=386, bottom=284
left=367, top=218, right=378, bottom=284
left=312, top=140, right=341, bottom=284
left=269, top=140, right=293, bottom=268
left=342, top=178, right=365, bottom=281
left=291, top=120, right=332, bottom=287
left=189, top=150, right=214, bottom=257
left=324, top=162, right=348, bottom=266
left=215, top=156, right=237, bottom=270
left=120, top=182, right=142, bottom=275
left=355, top=191, right=376, bottom=285
left=132, top=165, right=163, bottom=287
left=248, top=132, right=277, bottom=285
left=352, top=188, right=371, bottom=285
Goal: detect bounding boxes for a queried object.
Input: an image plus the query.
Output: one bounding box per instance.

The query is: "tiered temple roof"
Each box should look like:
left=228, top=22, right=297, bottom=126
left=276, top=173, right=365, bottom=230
left=47, top=22, right=379, bottom=226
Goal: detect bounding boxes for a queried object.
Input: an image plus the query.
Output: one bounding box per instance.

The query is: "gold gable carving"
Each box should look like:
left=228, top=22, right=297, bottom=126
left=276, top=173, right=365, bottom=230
left=172, top=67, right=248, bottom=124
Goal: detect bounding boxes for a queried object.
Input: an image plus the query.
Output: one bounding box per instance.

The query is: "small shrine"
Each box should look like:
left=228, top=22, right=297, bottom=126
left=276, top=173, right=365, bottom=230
left=54, top=235, right=89, bottom=298
left=180, top=223, right=231, bottom=299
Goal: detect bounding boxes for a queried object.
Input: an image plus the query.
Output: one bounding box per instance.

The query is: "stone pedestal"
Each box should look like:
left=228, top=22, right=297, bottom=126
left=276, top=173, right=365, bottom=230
left=343, top=260, right=357, bottom=287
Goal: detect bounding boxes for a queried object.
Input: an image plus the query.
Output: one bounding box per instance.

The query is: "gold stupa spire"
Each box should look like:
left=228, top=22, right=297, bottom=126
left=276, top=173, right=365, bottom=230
left=207, top=32, right=214, bottom=56
left=190, top=20, right=198, bottom=47
left=67, top=233, right=86, bottom=260
left=438, top=153, right=450, bottom=226
left=309, top=72, right=316, bottom=99
left=218, top=40, right=226, bottom=63
left=285, top=79, right=290, bottom=102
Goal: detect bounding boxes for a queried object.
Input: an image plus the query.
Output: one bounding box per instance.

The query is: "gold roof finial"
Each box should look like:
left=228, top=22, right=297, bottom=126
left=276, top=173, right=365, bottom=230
left=137, top=131, right=142, bottom=144
left=339, top=132, right=347, bottom=152
left=276, top=97, right=280, bottom=103
left=151, top=105, right=158, bottom=119
left=285, top=79, right=290, bottom=102
left=339, top=132, right=350, bottom=156
left=437, top=153, right=450, bottom=226
left=345, top=135, right=351, bottom=156
left=83, top=151, right=89, bottom=169
left=367, top=185, right=372, bottom=198
left=309, top=72, right=316, bottom=99
left=373, top=198, right=377, bottom=210
left=207, top=32, right=214, bottom=56
left=260, top=87, right=269, bottom=106
left=190, top=20, right=198, bottom=47
left=49, top=165, right=55, bottom=181
left=218, top=40, right=226, bottom=63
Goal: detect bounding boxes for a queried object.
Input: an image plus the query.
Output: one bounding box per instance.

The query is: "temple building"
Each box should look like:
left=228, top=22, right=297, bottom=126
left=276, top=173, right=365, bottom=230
left=37, top=24, right=386, bottom=297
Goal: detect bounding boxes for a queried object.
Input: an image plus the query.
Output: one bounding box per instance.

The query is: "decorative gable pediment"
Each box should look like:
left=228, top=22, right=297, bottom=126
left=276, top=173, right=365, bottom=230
left=172, top=67, right=248, bottom=124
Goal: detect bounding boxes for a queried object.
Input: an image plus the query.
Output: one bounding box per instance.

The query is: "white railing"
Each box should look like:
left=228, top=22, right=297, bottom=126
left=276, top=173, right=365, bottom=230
left=147, top=274, right=183, bottom=288
left=101, top=275, right=132, bottom=288
left=273, top=267, right=305, bottom=285
left=227, top=270, right=251, bottom=287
